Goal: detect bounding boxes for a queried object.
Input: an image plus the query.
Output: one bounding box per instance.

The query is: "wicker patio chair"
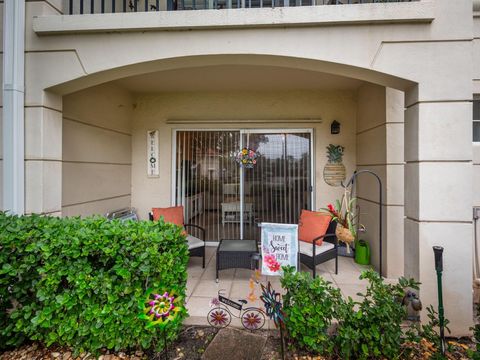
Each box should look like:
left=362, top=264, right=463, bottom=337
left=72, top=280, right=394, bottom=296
left=149, top=206, right=206, bottom=268
left=299, top=219, right=338, bottom=278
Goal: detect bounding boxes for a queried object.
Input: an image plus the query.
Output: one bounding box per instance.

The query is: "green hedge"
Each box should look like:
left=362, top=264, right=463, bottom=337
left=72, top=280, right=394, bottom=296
left=0, top=212, right=189, bottom=353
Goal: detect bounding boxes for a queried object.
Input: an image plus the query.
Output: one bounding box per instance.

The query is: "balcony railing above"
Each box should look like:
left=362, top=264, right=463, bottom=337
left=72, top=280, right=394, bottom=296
left=68, top=0, right=417, bottom=15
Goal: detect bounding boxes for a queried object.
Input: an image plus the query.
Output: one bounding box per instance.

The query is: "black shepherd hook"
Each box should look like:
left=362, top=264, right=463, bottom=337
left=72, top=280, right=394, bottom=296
left=341, top=169, right=383, bottom=278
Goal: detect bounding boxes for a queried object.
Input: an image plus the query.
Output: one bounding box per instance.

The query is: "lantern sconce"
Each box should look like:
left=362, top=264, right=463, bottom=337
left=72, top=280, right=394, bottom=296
left=331, top=120, right=341, bottom=135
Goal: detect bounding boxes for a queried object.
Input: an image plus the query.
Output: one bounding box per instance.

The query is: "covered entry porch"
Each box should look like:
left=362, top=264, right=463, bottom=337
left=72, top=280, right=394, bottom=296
left=58, top=63, right=408, bottom=323
left=60, top=64, right=403, bottom=279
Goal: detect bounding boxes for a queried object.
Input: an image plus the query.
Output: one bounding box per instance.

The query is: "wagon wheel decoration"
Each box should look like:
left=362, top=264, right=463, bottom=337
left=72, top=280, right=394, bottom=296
left=207, top=308, right=232, bottom=328
left=241, top=308, right=266, bottom=331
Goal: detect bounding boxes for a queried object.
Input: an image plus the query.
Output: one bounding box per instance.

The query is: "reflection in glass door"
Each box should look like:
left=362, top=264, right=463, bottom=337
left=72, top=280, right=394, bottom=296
left=175, top=131, right=241, bottom=241
left=174, top=130, right=312, bottom=242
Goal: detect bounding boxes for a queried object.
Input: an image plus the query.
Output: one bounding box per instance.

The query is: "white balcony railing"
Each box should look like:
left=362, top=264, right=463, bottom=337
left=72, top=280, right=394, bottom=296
left=67, top=0, right=418, bottom=15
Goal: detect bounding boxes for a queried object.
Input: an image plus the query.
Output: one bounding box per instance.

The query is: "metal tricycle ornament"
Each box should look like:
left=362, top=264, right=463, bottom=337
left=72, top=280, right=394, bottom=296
left=208, top=290, right=266, bottom=331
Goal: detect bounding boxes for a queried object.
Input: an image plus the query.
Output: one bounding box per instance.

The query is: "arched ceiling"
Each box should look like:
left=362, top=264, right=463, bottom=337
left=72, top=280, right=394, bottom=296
left=113, top=64, right=365, bottom=93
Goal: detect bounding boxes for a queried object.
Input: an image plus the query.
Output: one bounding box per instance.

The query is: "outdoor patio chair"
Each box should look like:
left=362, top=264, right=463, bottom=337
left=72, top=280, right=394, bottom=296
left=298, top=210, right=338, bottom=277
left=149, top=206, right=206, bottom=268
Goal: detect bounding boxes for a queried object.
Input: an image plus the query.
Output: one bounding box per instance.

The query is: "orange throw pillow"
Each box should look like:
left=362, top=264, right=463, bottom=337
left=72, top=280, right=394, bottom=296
left=152, top=206, right=184, bottom=226
left=298, top=209, right=331, bottom=245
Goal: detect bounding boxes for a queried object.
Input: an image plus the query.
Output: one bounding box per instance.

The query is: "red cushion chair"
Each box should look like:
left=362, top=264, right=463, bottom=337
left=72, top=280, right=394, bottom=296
left=298, top=209, right=338, bottom=277
left=152, top=206, right=184, bottom=226
left=150, top=206, right=206, bottom=268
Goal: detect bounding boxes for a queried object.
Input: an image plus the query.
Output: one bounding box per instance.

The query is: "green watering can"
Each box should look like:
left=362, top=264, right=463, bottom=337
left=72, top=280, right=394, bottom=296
left=354, top=239, right=370, bottom=265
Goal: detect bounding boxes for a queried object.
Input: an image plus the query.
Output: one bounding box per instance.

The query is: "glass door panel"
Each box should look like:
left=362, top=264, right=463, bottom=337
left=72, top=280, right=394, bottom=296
left=175, top=130, right=312, bottom=242
left=242, top=131, right=312, bottom=240
left=175, top=131, right=241, bottom=242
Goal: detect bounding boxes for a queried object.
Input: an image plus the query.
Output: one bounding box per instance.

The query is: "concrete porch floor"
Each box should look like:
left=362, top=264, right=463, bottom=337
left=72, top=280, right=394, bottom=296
left=184, top=246, right=373, bottom=328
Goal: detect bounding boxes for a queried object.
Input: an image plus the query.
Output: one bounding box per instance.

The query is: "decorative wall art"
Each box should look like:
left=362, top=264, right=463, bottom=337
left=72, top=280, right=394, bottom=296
left=147, top=130, right=159, bottom=177
left=323, top=144, right=346, bottom=187
left=236, top=147, right=258, bottom=168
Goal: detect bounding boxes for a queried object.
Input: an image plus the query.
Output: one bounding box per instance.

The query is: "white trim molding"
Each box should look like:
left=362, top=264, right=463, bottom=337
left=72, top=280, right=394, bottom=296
left=3, top=0, right=25, bottom=214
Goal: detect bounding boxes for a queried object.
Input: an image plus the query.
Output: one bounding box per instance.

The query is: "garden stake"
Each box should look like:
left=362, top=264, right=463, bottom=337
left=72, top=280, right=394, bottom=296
left=279, top=325, right=285, bottom=360
left=342, top=169, right=383, bottom=277
left=433, top=246, right=446, bottom=356
left=260, top=282, right=286, bottom=360
left=163, top=329, right=168, bottom=360
left=139, top=290, right=184, bottom=360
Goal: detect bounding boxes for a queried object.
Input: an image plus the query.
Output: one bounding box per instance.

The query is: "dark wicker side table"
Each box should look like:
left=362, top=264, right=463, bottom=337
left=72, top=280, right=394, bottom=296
left=216, top=239, right=259, bottom=282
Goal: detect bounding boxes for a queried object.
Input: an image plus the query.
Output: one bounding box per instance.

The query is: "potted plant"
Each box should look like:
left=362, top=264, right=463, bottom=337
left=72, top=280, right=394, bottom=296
left=323, top=191, right=363, bottom=252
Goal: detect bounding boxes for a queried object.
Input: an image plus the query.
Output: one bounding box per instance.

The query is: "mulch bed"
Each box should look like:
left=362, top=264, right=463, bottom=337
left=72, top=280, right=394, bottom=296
left=0, top=326, right=475, bottom=360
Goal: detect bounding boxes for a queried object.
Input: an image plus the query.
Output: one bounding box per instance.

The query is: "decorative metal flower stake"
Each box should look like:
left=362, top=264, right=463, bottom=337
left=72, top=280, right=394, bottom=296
left=139, top=289, right=183, bottom=360
left=260, top=282, right=286, bottom=360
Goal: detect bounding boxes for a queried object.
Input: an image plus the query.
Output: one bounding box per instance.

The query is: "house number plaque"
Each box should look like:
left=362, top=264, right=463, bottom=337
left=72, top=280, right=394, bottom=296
left=147, top=130, right=159, bottom=177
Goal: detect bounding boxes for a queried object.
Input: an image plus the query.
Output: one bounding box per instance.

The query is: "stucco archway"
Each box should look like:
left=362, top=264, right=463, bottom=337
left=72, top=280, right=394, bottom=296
left=37, top=51, right=472, bottom=336
left=50, top=55, right=410, bottom=306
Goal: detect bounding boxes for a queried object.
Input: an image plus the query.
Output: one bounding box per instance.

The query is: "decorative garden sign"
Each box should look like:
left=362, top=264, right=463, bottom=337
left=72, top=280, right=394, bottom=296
left=260, top=223, right=298, bottom=276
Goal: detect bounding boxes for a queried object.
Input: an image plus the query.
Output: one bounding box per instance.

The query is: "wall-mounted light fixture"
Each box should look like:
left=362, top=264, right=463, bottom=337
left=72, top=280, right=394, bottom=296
left=331, top=120, right=341, bottom=135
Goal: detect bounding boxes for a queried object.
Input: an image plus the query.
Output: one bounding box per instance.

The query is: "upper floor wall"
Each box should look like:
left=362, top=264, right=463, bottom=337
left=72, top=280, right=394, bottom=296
left=21, top=0, right=473, bottom=107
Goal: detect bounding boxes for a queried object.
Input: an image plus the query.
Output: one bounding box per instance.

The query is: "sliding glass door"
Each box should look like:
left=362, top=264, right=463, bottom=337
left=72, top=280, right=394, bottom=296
left=175, top=130, right=312, bottom=241
left=241, top=131, right=312, bottom=239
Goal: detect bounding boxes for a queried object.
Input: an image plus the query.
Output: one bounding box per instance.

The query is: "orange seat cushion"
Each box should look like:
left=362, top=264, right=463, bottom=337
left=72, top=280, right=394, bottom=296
left=298, top=209, right=332, bottom=245
left=152, top=206, right=184, bottom=226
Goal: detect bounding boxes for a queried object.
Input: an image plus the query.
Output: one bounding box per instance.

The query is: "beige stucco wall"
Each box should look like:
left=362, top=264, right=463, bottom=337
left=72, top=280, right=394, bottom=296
left=62, top=83, right=133, bottom=216
left=0, top=0, right=473, bottom=335
left=130, top=90, right=357, bottom=220
left=356, top=83, right=405, bottom=278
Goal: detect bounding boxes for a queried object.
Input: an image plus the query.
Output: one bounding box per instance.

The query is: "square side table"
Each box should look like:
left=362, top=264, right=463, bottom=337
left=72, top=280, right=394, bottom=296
left=216, top=239, right=259, bottom=282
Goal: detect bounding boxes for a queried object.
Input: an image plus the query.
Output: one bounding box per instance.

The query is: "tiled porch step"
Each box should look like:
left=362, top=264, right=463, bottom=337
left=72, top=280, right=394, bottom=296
left=185, top=245, right=399, bottom=326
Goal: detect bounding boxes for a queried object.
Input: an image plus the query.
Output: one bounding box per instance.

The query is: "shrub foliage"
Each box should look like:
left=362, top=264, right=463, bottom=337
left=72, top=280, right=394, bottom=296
left=335, top=270, right=419, bottom=359
left=0, top=212, right=189, bottom=353
left=281, top=266, right=343, bottom=355
left=281, top=266, right=419, bottom=359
